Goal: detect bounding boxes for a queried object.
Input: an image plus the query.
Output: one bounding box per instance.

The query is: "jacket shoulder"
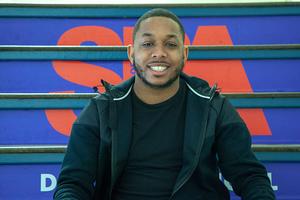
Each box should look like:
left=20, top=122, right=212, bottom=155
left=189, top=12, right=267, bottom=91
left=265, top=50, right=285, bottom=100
left=181, top=73, right=211, bottom=93
left=181, top=73, right=220, bottom=102
left=75, top=94, right=109, bottom=127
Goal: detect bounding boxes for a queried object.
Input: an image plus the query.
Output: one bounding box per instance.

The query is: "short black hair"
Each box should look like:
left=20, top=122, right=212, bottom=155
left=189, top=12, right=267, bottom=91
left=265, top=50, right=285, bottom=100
left=133, top=8, right=185, bottom=42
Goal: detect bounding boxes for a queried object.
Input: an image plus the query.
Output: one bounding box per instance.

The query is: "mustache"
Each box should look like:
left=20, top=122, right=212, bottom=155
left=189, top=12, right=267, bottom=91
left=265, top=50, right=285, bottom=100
left=131, top=55, right=186, bottom=69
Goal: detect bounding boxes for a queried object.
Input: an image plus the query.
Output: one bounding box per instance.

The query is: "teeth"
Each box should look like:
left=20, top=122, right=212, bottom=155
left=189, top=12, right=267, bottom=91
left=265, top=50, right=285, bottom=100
left=150, top=66, right=167, bottom=72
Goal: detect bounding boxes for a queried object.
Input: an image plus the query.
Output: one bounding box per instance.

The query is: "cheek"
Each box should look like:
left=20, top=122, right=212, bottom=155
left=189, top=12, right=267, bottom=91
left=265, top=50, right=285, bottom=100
left=171, top=49, right=184, bottom=59
left=172, top=54, right=185, bottom=66
left=133, top=52, right=147, bottom=64
left=134, top=58, right=145, bottom=67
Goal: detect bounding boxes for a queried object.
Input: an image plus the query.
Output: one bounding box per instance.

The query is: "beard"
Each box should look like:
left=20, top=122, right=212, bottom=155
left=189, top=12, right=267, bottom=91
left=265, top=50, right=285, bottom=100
left=132, top=58, right=185, bottom=89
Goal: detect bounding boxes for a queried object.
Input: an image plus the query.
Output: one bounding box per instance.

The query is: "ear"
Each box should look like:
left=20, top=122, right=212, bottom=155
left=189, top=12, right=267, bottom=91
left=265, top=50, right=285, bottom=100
left=183, top=45, right=189, bottom=63
left=127, top=44, right=134, bottom=64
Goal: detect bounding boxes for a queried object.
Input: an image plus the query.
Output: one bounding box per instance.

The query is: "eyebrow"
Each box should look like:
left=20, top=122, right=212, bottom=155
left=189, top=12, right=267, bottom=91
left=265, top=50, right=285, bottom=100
left=141, top=32, right=153, bottom=37
left=141, top=32, right=179, bottom=40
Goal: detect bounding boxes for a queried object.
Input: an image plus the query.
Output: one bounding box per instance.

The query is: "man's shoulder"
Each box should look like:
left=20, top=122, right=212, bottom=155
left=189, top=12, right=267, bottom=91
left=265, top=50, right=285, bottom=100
left=181, top=73, right=227, bottom=111
left=181, top=73, right=216, bottom=99
left=180, top=73, right=210, bottom=90
left=99, top=76, right=135, bottom=99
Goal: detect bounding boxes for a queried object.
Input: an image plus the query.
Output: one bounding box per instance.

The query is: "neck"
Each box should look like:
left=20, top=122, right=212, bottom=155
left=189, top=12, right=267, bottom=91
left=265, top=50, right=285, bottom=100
left=133, top=77, right=180, bottom=105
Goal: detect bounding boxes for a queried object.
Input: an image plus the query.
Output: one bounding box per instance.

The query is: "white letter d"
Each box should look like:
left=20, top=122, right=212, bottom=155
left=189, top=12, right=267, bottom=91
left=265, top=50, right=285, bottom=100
left=40, top=173, right=57, bottom=192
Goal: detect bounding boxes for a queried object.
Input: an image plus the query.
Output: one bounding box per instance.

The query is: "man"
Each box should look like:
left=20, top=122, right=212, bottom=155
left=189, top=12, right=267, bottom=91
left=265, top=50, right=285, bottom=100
left=54, top=8, right=275, bottom=200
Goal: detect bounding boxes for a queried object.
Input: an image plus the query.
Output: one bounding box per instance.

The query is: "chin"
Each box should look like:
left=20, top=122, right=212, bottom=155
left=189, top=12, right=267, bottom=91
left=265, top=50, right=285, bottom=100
left=144, top=76, right=179, bottom=89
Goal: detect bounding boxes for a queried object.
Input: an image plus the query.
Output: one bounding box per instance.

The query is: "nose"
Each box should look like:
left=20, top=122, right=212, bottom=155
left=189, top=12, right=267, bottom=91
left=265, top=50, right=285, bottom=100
left=151, top=45, right=167, bottom=59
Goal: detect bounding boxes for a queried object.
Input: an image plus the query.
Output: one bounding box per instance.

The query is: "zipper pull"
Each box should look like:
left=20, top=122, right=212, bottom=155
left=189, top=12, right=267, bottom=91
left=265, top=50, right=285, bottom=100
left=101, top=79, right=113, bottom=93
left=209, top=83, right=219, bottom=102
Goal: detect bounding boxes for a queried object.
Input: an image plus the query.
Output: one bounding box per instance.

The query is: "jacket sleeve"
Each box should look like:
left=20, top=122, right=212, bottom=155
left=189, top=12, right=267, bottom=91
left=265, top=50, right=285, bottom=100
left=215, top=97, right=275, bottom=200
left=54, top=98, right=100, bottom=200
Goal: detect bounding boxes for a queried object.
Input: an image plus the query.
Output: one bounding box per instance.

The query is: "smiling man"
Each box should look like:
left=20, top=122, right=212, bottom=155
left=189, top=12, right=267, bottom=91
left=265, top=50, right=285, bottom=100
left=54, top=8, right=275, bottom=200
left=129, top=13, right=188, bottom=105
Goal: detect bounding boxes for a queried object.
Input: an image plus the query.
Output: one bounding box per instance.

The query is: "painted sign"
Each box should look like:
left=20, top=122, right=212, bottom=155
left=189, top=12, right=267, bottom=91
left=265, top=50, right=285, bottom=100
left=0, top=14, right=299, bottom=200
left=1, top=17, right=300, bottom=143
left=0, top=162, right=296, bottom=200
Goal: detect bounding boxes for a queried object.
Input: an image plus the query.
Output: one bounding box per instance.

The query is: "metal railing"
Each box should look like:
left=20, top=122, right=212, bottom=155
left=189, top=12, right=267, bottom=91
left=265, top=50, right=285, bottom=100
left=1, top=45, right=300, bottom=60
left=1, top=92, right=300, bottom=109
left=1, top=2, right=300, bottom=17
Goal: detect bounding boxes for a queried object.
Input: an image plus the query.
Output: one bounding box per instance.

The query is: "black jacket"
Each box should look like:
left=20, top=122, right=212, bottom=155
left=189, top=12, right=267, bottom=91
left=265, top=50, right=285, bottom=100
left=54, top=73, right=275, bottom=200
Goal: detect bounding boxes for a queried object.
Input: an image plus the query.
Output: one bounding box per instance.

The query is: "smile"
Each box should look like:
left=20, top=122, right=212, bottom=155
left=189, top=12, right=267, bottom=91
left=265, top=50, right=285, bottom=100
left=150, top=66, right=167, bottom=72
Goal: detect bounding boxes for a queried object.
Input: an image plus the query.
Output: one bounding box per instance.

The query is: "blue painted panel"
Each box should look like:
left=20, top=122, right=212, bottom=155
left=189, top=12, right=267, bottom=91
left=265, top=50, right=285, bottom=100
left=0, top=110, right=72, bottom=145
left=0, top=108, right=299, bottom=145
left=0, top=162, right=296, bottom=199
left=1, top=60, right=300, bottom=93
left=0, top=164, right=59, bottom=200
left=252, top=108, right=300, bottom=144
left=0, top=16, right=300, bottom=45
left=243, top=59, right=300, bottom=92
left=0, top=61, right=125, bottom=93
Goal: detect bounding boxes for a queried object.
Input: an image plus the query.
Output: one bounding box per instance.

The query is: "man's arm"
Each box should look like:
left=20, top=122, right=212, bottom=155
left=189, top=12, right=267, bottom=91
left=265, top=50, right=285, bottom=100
left=215, top=98, right=275, bottom=199
left=54, top=99, right=100, bottom=199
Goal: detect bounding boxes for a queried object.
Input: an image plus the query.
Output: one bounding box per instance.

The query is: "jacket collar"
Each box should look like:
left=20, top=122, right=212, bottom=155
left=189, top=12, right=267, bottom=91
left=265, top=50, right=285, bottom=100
left=103, top=72, right=216, bottom=101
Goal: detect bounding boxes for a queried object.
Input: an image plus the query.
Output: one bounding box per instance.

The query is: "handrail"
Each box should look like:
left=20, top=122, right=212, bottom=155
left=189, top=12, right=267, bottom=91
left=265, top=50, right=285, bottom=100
left=253, top=144, right=300, bottom=152
left=1, top=2, right=300, bottom=17
left=2, top=2, right=300, bottom=7
left=1, top=92, right=300, bottom=99
left=1, top=92, right=300, bottom=109
left=1, top=44, right=300, bottom=50
left=1, top=45, right=300, bottom=60
left=1, top=144, right=300, bottom=153
left=0, top=93, right=97, bottom=99
left=0, top=145, right=66, bottom=153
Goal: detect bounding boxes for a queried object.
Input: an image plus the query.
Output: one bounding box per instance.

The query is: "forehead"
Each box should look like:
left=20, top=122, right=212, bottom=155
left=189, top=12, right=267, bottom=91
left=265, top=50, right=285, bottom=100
left=136, top=16, right=182, bottom=39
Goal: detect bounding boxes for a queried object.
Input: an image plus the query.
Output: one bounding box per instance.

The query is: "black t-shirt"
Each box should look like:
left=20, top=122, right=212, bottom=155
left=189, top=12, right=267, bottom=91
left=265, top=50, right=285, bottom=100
left=112, top=81, right=187, bottom=200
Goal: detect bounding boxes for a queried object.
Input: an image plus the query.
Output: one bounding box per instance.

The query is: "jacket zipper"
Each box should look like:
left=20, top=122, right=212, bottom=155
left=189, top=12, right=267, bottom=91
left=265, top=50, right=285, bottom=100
left=109, top=128, right=116, bottom=200
left=169, top=112, right=209, bottom=199
left=101, top=80, right=116, bottom=199
left=169, top=87, right=217, bottom=199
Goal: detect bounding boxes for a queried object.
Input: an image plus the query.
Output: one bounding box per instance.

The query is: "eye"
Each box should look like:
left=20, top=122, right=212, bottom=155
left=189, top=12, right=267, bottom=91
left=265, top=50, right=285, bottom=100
left=142, top=42, right=153, bottom=48
left=166, top=42, right=178, bottom=48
